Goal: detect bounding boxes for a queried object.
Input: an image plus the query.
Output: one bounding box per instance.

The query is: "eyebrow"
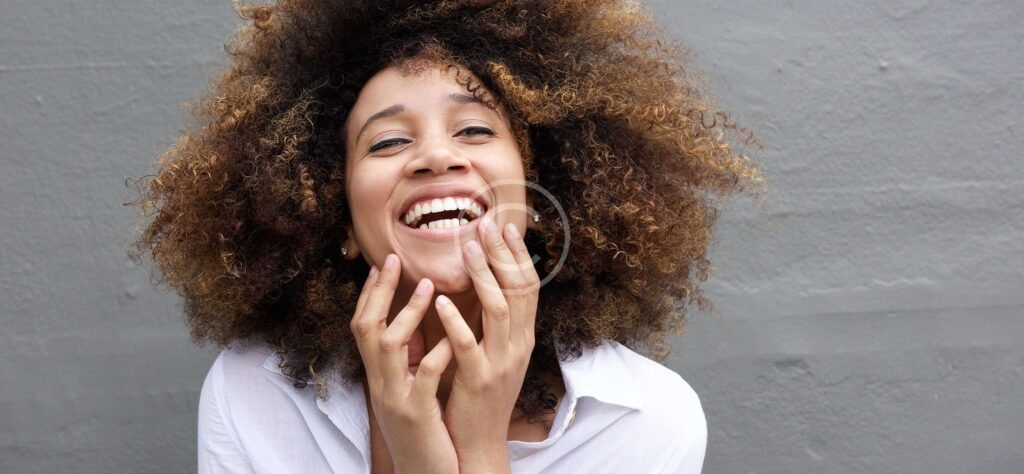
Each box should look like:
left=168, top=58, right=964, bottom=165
left=353, top=93, right=493, bottom=144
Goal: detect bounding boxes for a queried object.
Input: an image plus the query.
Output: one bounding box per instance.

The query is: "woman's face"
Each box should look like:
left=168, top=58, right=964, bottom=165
left=344, top=63, right=529, bottom=294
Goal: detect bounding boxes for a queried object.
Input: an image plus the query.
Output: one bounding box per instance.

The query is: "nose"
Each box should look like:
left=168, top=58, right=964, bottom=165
left=404, top=131, right=471, bottom=177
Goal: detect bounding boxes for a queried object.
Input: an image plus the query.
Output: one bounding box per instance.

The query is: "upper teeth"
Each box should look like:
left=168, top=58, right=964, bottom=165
left=403, top=196, right=485, bottom=228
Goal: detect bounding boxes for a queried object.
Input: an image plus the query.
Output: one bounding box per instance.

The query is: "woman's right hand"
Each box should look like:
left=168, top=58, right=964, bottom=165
left=350, top=253, right=458, bottom=474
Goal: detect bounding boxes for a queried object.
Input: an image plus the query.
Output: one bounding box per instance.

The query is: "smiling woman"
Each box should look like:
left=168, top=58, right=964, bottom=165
left=343, top=64, right=531, bottom=297
left=128, top=0, right=763, bottom=472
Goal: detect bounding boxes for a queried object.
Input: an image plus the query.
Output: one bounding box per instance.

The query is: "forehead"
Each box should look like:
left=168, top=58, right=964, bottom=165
left=345, top=64, right=503, bottom=136
left=356, top=66, right=456, bottom=106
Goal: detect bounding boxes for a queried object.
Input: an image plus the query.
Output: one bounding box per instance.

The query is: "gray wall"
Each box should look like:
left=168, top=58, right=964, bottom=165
left=1, top=0, right=1020, bottom=472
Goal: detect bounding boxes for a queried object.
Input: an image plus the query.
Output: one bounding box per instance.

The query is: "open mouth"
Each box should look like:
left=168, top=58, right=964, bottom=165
left=401, top=196, right=487, bottom=230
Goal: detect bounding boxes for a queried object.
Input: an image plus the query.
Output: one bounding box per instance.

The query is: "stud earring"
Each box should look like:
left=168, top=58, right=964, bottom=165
left=340, top=246, right=349, bottom=256
left=531, top=211, right=540, bottom=224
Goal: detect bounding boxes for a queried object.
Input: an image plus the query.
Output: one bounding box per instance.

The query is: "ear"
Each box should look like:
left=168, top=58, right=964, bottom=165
left=341, top=227, right=361, bottom=260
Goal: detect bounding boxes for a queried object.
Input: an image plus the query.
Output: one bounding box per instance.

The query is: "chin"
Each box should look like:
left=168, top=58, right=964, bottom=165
left=430, top=275, right=474, bottom=294
left=406, top=257, right=475, bottom=294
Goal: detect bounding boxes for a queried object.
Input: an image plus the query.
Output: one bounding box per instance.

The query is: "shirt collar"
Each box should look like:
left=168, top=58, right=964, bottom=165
left=555, top=340, right=645, bottom=411
left=261, top=339, right=644, bottom=458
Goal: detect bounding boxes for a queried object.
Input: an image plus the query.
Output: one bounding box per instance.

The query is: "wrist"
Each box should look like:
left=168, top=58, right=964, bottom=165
left=393, top=459, right=459, bottom=474
left=456, top=444, right=510, bottom=474
left=395, top=466, right=459, bottom=474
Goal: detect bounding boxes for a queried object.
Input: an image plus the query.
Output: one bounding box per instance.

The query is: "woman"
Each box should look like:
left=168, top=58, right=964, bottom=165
left=130, top=0, right=763, bottom=472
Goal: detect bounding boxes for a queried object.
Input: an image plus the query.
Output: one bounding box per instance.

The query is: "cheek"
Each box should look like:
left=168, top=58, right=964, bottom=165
left=347, top=178, right=370, bottom=207
left=488, top=142, right=527, bottom=177
left=345, top=172, right=389, bottom=230
left=346, top=161, right=392, bottom=202
left=483, top=150, right=530, bottom=225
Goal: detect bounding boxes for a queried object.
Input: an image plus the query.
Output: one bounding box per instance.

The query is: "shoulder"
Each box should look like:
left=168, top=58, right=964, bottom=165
left=596, top=341, right=708, bottom=471
left=198, top=344, right=359, bottom=471
left=597, top=340, right=705, bottom=414
left=199, top=341, right=314, bottom=431
left=197, top=342, right=283, bottom=470
left=201, top=340, right=302, bottom=403
left=204, top=341, right=277, bottom=382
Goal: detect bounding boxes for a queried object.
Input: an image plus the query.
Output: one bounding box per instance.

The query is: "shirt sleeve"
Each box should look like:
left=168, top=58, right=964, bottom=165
left=197, top=352, right=255, bottom=474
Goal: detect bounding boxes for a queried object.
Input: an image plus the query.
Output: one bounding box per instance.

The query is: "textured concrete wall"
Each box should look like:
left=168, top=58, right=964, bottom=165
left=1, top=0, right=1020, bottom=472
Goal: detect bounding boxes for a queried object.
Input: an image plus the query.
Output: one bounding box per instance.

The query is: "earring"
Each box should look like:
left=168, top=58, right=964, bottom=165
left=531, top=211, right=540, bottom=224
left=341, top=246, right=349, bottom=256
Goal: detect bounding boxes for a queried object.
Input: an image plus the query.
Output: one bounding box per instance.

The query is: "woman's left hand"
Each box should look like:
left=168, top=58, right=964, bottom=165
left=434, top=215, right=540, bottom=473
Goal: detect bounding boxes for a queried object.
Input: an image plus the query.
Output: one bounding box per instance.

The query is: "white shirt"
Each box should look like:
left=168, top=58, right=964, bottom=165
left=198, top=340, right=707, bottom=473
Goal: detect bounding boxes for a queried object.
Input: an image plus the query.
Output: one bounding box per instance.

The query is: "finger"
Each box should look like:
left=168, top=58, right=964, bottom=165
left=503, top=222, right=541, bottom=287
left=480, top=217, right=538, bottom=346
left=434, top=295, right=484, bottom=374
left=410, top=337, right=453, bottom=400
left=463, top=239, right=511, bottom=350
left=352, top=265, right=380, bottom=323
left=379, top=278, right=434, bottom=383
left=349, top=265, right=380, bottom=365
left=477, top=215, right=528, bottom=296
left=350, top=254, right=400, bottom=371
left=503, top=222, right=541, bottom=339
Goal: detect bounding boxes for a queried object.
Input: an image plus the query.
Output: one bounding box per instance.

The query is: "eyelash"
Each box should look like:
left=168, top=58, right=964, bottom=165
left=368, top=126, right=495, bottom=152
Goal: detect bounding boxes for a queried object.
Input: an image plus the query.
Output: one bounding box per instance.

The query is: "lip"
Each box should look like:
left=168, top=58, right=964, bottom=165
left=396, top=182, right=491, bottom=223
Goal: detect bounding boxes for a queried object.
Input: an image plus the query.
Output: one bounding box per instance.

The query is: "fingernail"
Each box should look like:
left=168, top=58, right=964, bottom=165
left=369, top=265, right=378, bottom=277
left=436, top=295, right=451, bottom=306
left=506, top=222, right=520, bottom=239
left=415, top=278, right=430, bottom=294
left=465, top=240, right=482, bottom=257
left=384, top=254, right=397, bottom=270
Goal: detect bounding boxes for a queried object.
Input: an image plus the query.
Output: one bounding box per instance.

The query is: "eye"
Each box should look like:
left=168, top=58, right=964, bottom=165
left=460, top=126, right=495, bottom=137
left=367, top=127, right=494, bottom=153
left=368, top=138, right=410, bottom=153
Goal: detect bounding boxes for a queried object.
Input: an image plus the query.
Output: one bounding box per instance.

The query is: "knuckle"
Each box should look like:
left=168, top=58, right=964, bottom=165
left=417, top=359, right=443, bottom=377
left=380, top=399, right=416, bottom=422
left=491, top=304, right=511, bottom=321
left=395, top=408, right=418, bottom=424
left=477, top=377, right=499, bottom=392
left=495, top=368, right=513, bottom=382
left=378, top=333, right=402, bottom=353
left=373, top=273, right=392, bottom=289
left=406, top=293, right=427, bottom=309
left=453, top=336, right=477, bottom=353
left=380, top=399, right=406, bottom=418
left=502, top=272, right=525, bottom=288
left=351, top=320, right=373, bottom=338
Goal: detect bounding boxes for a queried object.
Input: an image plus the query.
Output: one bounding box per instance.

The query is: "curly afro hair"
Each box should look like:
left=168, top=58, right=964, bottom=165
left=128, top=0, right=764, bottom=426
